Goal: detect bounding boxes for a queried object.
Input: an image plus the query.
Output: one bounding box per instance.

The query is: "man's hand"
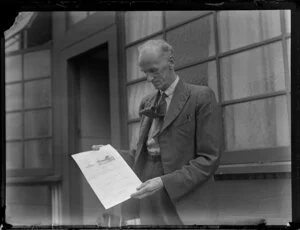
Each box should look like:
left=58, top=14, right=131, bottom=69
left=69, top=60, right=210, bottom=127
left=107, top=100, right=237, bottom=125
left=131, top=177, right=163, bottom=199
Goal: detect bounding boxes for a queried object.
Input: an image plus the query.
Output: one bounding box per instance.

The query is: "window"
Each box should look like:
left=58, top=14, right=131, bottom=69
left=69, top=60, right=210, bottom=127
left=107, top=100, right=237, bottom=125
left=5, top=12, right=53, bottom=174
left=124, top=10, right=291, bottom=170
left=5, top=12, right=54, bottom=226
left=166, top=15, right=215, bottom=68
left=218, top=11, right=281, bottom=52
left=5, top=49, right=52, bottom=172
left=217, top=10, right=290, bottom=165
left=125, top=11, right=163, bottom=44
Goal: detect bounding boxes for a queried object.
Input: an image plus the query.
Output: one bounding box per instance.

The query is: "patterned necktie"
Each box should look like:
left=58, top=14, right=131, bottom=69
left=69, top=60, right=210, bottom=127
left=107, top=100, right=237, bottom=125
left=150, top=92, right=167, bottom=138
left=140, top=92, right=168, bottom=118
left=157, top=92, right=167, bottom=118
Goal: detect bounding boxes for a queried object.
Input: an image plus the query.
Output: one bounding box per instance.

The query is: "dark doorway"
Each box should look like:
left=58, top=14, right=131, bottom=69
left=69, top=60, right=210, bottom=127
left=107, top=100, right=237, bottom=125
left=76, top=43, right=110, bottom=152
left=68, top=43, right=110, bottom=224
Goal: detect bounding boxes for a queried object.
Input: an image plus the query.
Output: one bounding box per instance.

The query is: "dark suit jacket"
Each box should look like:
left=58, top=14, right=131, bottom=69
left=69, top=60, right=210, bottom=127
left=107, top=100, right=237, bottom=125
left=124, top=79, right=221, bottom=224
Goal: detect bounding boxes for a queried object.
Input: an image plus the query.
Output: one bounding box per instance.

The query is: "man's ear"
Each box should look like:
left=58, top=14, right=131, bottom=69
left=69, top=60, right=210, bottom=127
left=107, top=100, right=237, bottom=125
left=168, top=56, right=175, bottom=69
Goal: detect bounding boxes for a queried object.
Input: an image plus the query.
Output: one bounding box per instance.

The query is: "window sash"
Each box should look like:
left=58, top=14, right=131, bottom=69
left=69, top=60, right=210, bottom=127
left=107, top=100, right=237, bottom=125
left=5, top=47, right=53, bottom=176
left=122, top=10, right=291, bottom=174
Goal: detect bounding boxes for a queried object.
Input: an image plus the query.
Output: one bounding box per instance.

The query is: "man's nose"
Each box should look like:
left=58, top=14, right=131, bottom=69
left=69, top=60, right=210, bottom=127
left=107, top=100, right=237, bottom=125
left=146, top=74, right=154, bottom=82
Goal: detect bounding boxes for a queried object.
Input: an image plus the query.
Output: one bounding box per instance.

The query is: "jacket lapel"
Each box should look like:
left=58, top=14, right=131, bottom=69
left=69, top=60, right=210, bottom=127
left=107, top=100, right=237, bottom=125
left=160, top=80, right=190, bottom=134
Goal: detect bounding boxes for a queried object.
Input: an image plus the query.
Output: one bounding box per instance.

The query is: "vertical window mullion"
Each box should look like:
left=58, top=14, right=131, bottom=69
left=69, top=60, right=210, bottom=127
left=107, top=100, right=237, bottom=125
left=123, top=12, right=131, bottom=149
left=213, top=11, right=225, bottom=153
left=162, top=11, right=167, bottom=40
left=21, top=52, right=25, bottom=169
left=119, top=12, right=130, bottom=150
left=280, top=10, right=291, bottom=138
left=280, top=10, right=289, bottom=91
left=23, top=30, right=28, bottom=50
left=50, top=48, right=54, bottom=170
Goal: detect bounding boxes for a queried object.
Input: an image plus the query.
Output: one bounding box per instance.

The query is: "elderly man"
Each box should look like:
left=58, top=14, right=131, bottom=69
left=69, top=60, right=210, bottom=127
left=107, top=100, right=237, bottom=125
left=123, top=39, right=221, bottom=225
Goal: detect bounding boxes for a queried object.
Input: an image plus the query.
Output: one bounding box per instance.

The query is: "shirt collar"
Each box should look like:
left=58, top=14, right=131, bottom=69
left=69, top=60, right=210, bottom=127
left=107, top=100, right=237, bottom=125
left=161, top=75, right=179, bottom=97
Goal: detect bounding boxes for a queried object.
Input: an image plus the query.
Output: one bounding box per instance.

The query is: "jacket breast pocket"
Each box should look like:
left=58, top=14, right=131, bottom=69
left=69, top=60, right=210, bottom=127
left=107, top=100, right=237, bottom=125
left=175, top=114, right=193, bottom=128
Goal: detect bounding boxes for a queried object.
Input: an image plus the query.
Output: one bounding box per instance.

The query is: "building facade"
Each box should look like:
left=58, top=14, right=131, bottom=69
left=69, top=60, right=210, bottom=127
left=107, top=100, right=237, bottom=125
left=5, top=11, right=291, bottom=225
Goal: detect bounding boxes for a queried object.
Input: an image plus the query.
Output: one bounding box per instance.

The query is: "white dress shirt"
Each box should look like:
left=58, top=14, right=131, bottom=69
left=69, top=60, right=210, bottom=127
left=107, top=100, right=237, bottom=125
left=146, top=76, right=179, bottom=155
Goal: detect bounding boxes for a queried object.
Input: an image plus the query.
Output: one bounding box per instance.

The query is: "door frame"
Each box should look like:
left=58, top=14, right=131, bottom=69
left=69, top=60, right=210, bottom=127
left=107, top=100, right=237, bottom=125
left=61, top=25, right=120, bottom=224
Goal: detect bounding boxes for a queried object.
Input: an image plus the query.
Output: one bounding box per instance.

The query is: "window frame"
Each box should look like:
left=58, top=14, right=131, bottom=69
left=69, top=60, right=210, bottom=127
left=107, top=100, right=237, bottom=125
left=5, top=41, right=54, bottom=177
left=122, top=10, right=291, bottom=174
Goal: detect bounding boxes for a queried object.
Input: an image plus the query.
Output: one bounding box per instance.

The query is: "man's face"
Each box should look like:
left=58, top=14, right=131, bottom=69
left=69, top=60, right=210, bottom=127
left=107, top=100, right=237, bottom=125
left=138, top=47, right=172, bottom=91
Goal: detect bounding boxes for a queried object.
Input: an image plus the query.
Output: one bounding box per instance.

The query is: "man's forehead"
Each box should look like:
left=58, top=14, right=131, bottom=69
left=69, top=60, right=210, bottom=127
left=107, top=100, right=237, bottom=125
left=139, top=47, right=167, bottom=63
left=139, top=50, right=160, bottom=64
left=139, top=46, right=161, bottom=57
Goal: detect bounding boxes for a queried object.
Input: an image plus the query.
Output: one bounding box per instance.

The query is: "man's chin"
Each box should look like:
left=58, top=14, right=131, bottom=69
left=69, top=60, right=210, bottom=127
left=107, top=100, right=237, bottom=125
left=152, top=84, right=161, bottom=90
left=151, top=83, right=167, bottom=91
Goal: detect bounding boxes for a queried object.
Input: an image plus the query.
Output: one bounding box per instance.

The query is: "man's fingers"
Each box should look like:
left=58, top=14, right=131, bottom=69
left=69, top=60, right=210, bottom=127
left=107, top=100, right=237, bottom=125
left=138, top=190, right=156, bottom=199
left=136, top=184, right=144, bottom=190
left=133, top=189, right=157, bottom=199
left=131, top=178, right=163, bottom=199
left=136, top=181, right=150, bottom=190
left=132, top=187, right=149, bottom=197
left=131, top=187, right=148, bottom=198
left=131, top=185, right=158, bottom=199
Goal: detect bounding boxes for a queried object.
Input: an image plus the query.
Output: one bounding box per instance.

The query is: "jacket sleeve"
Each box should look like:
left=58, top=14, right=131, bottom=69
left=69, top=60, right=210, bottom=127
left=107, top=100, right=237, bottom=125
left=161, top=87, right=221, bottom=201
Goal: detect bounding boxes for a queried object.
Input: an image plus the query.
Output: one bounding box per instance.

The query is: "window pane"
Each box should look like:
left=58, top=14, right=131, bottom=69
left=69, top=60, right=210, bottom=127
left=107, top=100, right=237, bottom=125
left=24, top=109, right=52, bottom=138
left=6, top=113, right=22, bottom=140
left=177, top=61, right=219, bottom=102
left=6, top=83, right=22, bottom=111
left=5, top=35, right=21, bottom=53
left=5, top=55, right=22, bottom=83
left=27, top=12, right=52, bottom=48
left=5, top=34, right=21, bottom=48
left=285, top=10, right=291, bottom=33
left=167, top=15, right=215, bottom=68
left=126, top=44, right=144, bottom=82
left=24, top=50, right=51, bottom=80
left=127, top=81, right=156, bottom=120
left=6, top=185, right=51, bottom=225
left=24, top=139, right=52, bottom=169
left=6, top=142, right=23, bottom=170
left=5, top=42, right=21, bottom=53
left=220, top=42, right=285, bottom=101
left=25, top=79, right=51, bottom=108
left=218, top=11, right=281, bottom=52
left=68, top=11, right=88, bottom=26
left=166, top=11, right=211, bottom=28
left=128, top=122, right=140, bottom=150
left=125, top=11, right=163, bottom=44
left=224, top=96, right=290, bottom=151
left=126, top=36, right=163, bottom=82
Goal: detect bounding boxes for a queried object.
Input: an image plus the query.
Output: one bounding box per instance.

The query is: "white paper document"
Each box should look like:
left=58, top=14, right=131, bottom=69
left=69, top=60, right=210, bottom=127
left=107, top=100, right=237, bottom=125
left=72, top=144, right=142, bottom=209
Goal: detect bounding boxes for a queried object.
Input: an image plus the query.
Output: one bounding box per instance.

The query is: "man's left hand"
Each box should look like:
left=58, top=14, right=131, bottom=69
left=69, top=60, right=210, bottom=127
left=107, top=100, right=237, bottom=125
left=131, top=177, right=163, bottom=199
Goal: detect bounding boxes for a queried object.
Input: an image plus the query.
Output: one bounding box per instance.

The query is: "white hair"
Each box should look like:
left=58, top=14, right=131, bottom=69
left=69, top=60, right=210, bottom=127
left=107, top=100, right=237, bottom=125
left=138, top=39, right=174, bottom=61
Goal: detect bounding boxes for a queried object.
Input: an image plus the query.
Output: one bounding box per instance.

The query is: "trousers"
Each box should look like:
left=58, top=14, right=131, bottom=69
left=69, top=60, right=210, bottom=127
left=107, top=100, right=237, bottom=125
left=139, top=156, right=183, bottom=225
